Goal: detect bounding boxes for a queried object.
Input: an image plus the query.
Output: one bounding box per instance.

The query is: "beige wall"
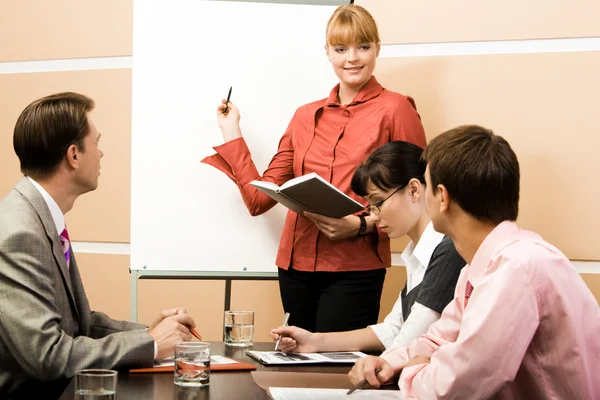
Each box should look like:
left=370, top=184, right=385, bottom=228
left=356, top=0, right=600, bottom=44
left=377, top=52, right=600, bottom=260
left=582, top=274, right=600, bottom=305
left=0, top=0, right=133, bottom=62
left=0, top=69, right=132, bottom=242
left=1, top=1, right=598, bottom=345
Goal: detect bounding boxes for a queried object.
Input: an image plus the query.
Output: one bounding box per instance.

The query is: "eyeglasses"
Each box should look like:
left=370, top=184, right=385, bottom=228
left=367, top=185, right=405, bottom=214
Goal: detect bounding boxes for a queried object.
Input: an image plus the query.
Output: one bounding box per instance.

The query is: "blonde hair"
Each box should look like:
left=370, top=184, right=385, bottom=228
left=326, top=4, right=380, bottom=46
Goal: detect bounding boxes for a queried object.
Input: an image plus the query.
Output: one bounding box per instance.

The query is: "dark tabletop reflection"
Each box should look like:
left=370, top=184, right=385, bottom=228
left=60, top=342, right=360, bottom=400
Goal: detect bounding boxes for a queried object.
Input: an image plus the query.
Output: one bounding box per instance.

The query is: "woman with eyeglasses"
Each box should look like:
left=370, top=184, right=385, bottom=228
left=271, top=141, right=465, bottom=353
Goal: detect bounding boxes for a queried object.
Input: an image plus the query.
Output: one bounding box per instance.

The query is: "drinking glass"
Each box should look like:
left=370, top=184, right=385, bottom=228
left=223, top=310, right=254, bottom=347
left=75, top=369, right=117, bottom=399
left=174, top=342, right=211, bottom=387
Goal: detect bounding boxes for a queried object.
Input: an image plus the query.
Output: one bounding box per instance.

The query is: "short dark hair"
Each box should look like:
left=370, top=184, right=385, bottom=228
left=351, top=140, right=426, bottom=196
left=422, top=125, right=520, bottom=224
left=13, top=92, right=95, bottom=179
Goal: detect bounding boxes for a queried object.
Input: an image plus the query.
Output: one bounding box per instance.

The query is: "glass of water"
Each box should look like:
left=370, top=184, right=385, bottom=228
left=223, top=310, right=254, bottom=347
left=75, top=369, right=117, bottom=399
left=174, top=342, right=211, bottom=387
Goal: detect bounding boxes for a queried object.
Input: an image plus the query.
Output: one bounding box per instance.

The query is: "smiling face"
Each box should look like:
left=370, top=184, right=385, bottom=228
left=325, top=5, right=380, bottom=94
left=326, top=42, right=379, bottom=92
left=364, top=179, right=422, bottom=239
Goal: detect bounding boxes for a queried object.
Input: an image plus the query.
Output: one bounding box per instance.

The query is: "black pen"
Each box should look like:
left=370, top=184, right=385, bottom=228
left=347, top=368, right=381, bottom=395
left=223, top=86, right=233, bottom=114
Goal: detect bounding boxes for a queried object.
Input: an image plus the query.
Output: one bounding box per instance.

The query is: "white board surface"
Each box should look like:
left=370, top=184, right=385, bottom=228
left=131, top=0, right=338, bottom=272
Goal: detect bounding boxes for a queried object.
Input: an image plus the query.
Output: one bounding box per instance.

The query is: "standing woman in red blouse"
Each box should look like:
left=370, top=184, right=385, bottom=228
left=203, top=4, right=426, bottom=332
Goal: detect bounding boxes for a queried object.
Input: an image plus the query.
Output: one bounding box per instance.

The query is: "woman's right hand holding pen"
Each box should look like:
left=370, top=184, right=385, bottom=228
left=270, top=325, right=320, bottom=353
left=216, top=99, right=242, bottom=143
left=348, top=355, right=395, bottom=389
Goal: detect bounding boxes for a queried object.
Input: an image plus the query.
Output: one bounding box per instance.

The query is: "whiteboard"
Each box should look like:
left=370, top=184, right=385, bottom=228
left=130, top=0, right=339, bottom=272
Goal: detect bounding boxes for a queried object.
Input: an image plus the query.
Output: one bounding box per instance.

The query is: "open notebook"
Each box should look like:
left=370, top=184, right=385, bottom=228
left=250, top=172, right=364, bottom=218
left=246, top=351, right=366, bottom=365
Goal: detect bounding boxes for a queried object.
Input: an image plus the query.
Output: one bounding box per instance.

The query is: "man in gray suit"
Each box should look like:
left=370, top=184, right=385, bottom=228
left=0, top=92, right=197, bottom=398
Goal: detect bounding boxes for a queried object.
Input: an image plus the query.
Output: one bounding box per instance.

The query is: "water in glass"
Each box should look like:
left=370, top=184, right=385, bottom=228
left=174, top=357, right=210, bottom=387
left=75, top=389, right=116, bottom=399
left=224, top=323, right=254, bottom=347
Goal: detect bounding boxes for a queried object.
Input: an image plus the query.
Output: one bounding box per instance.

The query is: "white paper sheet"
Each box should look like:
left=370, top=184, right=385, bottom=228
left=269, top=388, right=402, bottom=400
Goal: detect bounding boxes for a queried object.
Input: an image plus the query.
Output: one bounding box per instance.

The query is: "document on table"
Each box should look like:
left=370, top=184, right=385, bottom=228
left=269, top=388, right=402, bottom=399
left=247, top=350, right=366, bottom=365
left=154, top=355, right=238, bottom=367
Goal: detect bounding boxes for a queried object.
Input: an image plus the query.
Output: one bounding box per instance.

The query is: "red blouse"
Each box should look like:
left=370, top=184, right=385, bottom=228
left=202, top=76, right=426, bottom=272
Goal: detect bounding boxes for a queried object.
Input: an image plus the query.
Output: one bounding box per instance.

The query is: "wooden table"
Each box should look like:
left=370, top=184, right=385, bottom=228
left=59, top=342, right=360, bottom=399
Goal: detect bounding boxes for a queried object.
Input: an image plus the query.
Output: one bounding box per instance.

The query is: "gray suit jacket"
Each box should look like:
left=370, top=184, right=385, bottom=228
left=0, top=178, right=154, bottom=398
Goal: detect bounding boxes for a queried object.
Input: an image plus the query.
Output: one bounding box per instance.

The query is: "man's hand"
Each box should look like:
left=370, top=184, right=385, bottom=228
left=149, top=307, right=188, bottom=331
left=149, top=313, right=196, bottom=360
left=348, top=355, right=395, bottom=389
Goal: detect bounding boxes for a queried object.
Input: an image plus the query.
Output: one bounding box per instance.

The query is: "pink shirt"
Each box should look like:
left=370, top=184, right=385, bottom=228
left=381, top=221, right=600, bottom=399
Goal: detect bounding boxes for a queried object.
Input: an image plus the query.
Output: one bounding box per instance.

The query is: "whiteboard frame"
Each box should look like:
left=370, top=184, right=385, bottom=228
left=129, top=270, right=278, bottom=322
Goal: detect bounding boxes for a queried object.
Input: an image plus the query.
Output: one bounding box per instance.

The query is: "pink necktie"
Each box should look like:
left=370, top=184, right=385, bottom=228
left=464, top=280, right=474, bottom=307
left=59, top=228, right=71, bottom=269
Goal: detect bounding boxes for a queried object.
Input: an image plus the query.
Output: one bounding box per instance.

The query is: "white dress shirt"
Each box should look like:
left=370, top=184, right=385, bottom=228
left=27, top=177, right=65, bottom=234
left=369, top=222, right=445, bottom=348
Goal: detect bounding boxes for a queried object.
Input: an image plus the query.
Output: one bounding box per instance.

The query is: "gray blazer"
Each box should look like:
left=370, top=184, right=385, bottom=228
left=0, top=178, right=154, bottom=398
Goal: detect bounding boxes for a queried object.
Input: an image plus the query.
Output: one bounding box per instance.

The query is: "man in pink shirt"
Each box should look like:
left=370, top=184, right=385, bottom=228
left=349, top=125, right=600, bottom=399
